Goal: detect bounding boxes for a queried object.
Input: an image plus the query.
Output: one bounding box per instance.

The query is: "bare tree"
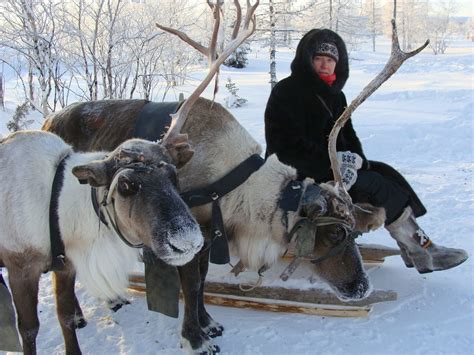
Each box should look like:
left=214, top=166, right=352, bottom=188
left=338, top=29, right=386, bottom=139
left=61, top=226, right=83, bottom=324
left=156, top=0, right=259, bottom=141
left=0, top=0, right=63, bottom=116
left=389, top=0, right=427, bottom=51
left=256, top=0, right=316, bottom=88
left=59, top=0, right=106, bottom=101
left=362, top=0, right=385, bottom=52
left=0, top=64, right=4, bottom=110
left=424, top=0, right=457, bottom=55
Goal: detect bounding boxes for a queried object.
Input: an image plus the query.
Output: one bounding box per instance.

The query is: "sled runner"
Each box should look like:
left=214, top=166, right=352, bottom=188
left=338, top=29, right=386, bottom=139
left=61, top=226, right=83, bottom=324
left=128, top=243, right=399, bottom=318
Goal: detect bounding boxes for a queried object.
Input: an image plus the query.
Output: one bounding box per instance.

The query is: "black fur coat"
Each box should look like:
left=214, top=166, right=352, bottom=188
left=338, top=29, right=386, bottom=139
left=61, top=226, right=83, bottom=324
left=265, top=29, right=367, bottom=182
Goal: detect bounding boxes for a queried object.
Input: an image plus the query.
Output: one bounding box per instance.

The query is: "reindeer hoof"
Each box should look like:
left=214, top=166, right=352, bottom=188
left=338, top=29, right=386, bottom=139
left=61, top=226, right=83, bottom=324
left=75, top=317, right=87, bottom=329
left=203, top=321, right=224, bottom=338
left=181, top=336, right=220, bottom=355
left=206, top=327, right=223, bottom=338
left=108, top=298, right=130, bottom=312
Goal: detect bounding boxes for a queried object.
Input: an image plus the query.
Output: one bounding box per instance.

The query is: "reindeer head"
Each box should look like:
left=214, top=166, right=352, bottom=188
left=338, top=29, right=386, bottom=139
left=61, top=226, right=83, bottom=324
left=296, top=181, right=369, bottom=300
left=72, top=138, right=203, bottom=266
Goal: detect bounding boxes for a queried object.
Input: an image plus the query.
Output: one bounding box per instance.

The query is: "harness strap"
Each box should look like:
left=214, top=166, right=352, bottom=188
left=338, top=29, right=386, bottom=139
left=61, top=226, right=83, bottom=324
left=278, top=180, right=304, bottom=212
left=49, top=153, right=70, bottom=271
left=180, top=154, right=264, bottom=207
left=309, top=232, right=353, bottom=265
left=181, top=154, right=264, bottom=265
left=209, top=199, right=230, bottom=264
left=102, top=200, right=145, bottom=249
left=91, top=187, right=109, bottom=226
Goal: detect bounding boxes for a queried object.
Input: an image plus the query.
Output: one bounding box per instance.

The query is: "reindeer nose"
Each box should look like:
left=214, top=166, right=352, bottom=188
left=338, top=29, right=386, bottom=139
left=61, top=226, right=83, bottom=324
left=166, top=240, right=186, bottom=254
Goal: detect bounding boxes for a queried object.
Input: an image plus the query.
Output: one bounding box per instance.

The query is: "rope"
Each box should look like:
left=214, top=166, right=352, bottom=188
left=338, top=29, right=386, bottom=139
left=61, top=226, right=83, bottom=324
left=238, top=274, right=263, bottom=292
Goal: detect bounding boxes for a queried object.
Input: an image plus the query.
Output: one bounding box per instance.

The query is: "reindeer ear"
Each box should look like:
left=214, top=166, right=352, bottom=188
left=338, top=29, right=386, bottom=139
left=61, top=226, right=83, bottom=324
left=165, top=134, right=194, bottom=168
left=72, top=161, right=109, bottom=187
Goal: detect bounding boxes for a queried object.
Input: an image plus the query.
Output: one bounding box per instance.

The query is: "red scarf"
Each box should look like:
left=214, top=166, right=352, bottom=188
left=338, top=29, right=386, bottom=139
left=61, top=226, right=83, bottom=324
left=318, top=73, right=336, bottom=86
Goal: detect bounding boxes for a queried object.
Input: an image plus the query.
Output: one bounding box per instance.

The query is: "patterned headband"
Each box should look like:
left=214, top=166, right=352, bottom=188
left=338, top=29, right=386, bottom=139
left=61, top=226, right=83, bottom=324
left=314, top=42, right=339, bottom=62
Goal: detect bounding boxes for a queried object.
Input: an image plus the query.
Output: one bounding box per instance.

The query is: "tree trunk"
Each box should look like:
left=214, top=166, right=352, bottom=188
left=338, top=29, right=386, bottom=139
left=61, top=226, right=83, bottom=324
left=0, top=73, right=4, bottom=110
left=28, top=62, right=35, bottom=110
left=269, top=0, right=277, bottom=89
left=329, top=0, right=333, bottom=30
left=372, top=0, right=376, bottom=52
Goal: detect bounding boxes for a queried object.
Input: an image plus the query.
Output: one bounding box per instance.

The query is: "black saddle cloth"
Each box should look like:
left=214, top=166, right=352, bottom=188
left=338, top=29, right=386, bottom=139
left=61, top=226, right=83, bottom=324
left=132, top=101, right=182, bottom=141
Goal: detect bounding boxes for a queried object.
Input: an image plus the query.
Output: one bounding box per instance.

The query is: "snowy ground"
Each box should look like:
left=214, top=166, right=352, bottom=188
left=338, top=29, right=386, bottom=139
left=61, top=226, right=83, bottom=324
left=0, top=36, right=473, bottom=354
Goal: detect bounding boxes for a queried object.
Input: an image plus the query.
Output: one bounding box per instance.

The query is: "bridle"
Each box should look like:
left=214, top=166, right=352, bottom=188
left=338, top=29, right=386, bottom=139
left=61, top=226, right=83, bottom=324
left=285, top=215, right=355, bottom=264
left=92, top=162, right=156, bottom=249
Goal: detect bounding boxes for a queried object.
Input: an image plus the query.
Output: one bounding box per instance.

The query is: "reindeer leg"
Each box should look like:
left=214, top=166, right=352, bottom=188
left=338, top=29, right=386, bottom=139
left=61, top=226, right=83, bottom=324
left=53, top=267, right=82, bottom=355
left=8, top=267, right=42, bottom=355
left=73, top=292, right=87, bottom=329
left=198, top=247, right=223, bottom=338
left=178, top=255, right=219, bottom=355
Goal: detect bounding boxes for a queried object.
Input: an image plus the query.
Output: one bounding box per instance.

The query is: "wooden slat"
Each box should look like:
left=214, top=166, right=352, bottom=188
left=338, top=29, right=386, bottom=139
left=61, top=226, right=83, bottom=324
left=127, top=284, right=371, bottom=317
left=203, top=282, right=396, bottom=307
left=283, top=243, right=401, bottom=264
left=202, top=294, right=370, bottom=317
left=358, top=243, right=400, bottom=262
left=128, top=274, right=397, bottom=307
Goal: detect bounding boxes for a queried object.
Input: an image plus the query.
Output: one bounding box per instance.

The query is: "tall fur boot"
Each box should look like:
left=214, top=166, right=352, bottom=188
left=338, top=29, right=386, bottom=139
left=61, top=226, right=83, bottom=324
left=386, top=206, right=468, bottom=273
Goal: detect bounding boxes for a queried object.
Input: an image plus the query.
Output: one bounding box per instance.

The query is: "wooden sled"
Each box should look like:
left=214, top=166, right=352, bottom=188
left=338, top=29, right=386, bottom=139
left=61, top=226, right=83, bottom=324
left=129, top=243, right=400, bottom=318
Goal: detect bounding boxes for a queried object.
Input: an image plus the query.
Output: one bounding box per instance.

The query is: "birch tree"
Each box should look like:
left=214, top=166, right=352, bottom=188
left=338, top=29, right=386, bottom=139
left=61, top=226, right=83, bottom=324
left=256, top=0, right=315, bottom=88
left=0, top=0, right=63, bottom=116
left=424, top=0, right=457, bottom=54
left=362, top=0, right=385, bottom=52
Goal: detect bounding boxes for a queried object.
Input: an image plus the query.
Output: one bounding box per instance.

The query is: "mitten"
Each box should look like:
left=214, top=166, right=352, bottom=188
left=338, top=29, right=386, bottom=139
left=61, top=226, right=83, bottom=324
left=341, top=166, right=358, bottom=190
left=336, top=151, right=363, bottom=170
left=337, top=151, right=362, bottom=190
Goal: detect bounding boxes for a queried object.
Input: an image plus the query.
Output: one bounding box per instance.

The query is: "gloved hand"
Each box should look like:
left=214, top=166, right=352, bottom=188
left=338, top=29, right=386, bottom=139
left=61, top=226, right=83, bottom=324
left=337, top=151, right=363, bottom=190
left=337, top=151, right=363, bottom=170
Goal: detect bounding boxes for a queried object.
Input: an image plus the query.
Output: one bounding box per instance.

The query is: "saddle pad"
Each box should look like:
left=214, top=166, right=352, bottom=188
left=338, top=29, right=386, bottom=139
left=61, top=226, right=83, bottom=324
left=132, top=101, right=182, bottom=141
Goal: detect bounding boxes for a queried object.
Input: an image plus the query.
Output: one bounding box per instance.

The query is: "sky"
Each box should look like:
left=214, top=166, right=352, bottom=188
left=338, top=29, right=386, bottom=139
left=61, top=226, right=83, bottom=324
left=454, top=0, right=473, bottom=16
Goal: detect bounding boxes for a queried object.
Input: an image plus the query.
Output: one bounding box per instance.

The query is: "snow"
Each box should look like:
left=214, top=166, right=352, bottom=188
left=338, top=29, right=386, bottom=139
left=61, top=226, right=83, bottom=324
left=0, top=36, right=473, bottom=355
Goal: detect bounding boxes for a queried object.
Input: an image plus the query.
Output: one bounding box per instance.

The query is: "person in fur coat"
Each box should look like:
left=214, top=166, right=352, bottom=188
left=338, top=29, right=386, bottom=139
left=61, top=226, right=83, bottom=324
left=264, top=28, right=468, bottom=273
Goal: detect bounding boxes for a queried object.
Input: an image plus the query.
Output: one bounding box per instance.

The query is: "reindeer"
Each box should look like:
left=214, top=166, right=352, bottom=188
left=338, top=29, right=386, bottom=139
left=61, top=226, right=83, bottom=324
left=42, top=0, right=428, bottom=352
left=0, top=131, right=203, bottom=355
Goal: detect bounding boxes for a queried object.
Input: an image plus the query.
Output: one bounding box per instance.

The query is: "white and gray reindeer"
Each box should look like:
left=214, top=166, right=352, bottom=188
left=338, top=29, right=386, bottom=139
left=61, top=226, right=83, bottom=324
left=0, top=130, right=203, bottom=355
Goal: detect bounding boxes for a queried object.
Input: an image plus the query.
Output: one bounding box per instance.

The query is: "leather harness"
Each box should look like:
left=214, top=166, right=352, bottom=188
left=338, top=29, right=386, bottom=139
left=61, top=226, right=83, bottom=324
left=48, top=153, right=70, bottom=271
left=180, top=154, right=264, bottom=264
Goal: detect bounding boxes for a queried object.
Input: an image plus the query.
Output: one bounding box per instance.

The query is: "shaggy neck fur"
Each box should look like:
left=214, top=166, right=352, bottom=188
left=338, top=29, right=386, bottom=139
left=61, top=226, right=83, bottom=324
left=222, top=154, right=304, bottom=271
left=59, top=153, right=139, bottom=301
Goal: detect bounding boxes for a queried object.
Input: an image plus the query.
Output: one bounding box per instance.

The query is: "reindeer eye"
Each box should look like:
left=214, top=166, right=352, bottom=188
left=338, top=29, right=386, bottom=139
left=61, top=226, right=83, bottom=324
left=117, top=176, right=140, bottom=196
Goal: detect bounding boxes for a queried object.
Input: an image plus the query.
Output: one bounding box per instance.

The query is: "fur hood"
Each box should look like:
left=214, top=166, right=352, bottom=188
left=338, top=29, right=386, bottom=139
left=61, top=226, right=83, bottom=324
left=290, top=29, right=349, bottom=94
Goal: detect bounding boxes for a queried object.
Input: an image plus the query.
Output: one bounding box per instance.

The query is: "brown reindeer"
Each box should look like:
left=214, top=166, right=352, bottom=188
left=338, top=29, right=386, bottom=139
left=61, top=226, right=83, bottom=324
left=43, top=3, right=426, bottom=353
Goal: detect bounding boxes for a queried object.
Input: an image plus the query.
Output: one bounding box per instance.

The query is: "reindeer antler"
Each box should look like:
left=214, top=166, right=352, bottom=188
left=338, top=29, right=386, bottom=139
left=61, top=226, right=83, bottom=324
left=157, top=0, right=259, bottom=144
left=328, top=19, right=429, bottom=190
